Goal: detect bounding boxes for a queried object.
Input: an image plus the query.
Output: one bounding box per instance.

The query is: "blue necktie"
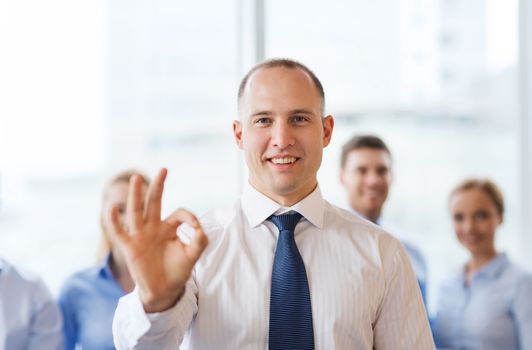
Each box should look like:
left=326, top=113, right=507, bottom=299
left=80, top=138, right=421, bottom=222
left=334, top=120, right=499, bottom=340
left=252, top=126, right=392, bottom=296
left=268, top=213, right=314, bottom=350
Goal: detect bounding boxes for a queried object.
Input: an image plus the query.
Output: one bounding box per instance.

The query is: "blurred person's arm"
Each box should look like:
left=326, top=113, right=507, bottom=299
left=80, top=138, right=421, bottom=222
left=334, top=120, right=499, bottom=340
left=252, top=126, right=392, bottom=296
left=514, top=274, right=532, bottom=349
left=58, top=283, right=78, bottom=350
left=27, top=278, right=65, bottom=350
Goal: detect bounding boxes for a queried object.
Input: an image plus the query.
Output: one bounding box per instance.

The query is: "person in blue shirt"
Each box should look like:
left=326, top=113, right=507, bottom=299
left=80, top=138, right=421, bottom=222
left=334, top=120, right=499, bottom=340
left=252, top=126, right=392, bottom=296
left=339, top=134, right=428, bottom=304
left=0, top=259, right=63, bottom=350
left=58, top=170, right=149, bottom=350
left=434, top=178, right=532, bottom=350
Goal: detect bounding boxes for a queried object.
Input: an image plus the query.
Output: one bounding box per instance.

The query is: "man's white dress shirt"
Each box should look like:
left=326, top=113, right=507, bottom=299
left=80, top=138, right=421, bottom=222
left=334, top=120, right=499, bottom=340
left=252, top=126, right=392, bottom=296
left=113, top=184, right=434, bottom=349
left=0, top=259, right=63, bottom=350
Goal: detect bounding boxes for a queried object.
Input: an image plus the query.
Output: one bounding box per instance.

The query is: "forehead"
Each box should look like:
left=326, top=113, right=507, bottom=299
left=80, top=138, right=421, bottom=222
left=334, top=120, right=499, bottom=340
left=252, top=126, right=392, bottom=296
left=345, top=148, right=391, bottom=167
left=239, top=66, right=322, bottom=115
left=105, top=181, right=146, bottom=200
left=451, top=188, right=495, bottom=209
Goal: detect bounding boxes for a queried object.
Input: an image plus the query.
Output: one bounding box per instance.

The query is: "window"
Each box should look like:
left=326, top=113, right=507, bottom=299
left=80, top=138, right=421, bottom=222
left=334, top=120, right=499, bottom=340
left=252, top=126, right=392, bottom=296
left=0, top=1, right=526, bottom=313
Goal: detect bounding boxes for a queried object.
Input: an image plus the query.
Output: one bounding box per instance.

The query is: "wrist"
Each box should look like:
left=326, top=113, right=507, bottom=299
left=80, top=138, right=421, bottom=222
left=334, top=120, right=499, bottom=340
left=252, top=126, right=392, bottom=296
left=141, top=286, right=186, bottom=313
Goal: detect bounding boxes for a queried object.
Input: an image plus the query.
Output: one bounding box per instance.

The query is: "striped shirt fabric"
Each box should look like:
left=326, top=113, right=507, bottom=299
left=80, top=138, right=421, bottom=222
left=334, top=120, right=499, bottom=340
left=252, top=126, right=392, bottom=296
left=113, top=184, right=435, bottom=349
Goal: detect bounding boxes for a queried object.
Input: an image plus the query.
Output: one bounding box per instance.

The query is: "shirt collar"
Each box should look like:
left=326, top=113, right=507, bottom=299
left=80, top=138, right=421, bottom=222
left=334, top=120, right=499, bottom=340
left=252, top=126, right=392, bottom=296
left=349, top=208, right=379, bottom=225
left=98, top=253, right=115, bottom=280
left=241, top=182, right=325, bottom=229
left=473, top=253, right=509, bottom=280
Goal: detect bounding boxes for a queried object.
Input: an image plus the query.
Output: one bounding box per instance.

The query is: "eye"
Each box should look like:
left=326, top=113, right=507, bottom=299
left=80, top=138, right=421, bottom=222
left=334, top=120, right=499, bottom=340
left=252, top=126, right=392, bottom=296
left=290, top=115, right=309, bottom=124
left=474, top=210, right=489, bottom=220
left=377, top=167, right=389, bottom=176
left=254, top=117, right=272, bottom=126
left=453, top=213, right=464, bottom=222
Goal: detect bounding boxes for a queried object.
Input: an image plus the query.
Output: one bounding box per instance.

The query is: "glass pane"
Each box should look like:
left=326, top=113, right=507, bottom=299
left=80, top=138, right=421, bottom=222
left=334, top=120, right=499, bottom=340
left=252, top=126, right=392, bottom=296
left=107, top=0, right=240, bottom=213
left=266, top=0, right=519, bottom=312
left=0, top=0, right=239, bottom=293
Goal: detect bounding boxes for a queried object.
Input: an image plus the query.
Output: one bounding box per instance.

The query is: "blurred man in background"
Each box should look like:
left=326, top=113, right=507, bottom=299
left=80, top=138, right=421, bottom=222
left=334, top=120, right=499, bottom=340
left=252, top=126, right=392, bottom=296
left=339, top=134, right=428, bottom=303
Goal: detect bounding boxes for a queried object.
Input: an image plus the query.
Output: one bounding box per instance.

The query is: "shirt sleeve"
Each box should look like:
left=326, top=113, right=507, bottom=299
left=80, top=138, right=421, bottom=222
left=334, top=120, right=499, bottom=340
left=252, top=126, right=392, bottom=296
left=513, top=274, right=532, bottom=350
left=373, top=242, right=435, bottom=350
left=58, top=283, right=78, bottom=350
left=112, top=276, right=198, bottom=349
left=27, top=278, right=65, bottom=350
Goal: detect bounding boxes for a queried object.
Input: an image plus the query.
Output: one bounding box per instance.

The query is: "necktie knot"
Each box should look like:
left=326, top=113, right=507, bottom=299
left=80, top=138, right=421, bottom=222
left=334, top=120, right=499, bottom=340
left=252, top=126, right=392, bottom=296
left=268, top=213, right=302, bottom=233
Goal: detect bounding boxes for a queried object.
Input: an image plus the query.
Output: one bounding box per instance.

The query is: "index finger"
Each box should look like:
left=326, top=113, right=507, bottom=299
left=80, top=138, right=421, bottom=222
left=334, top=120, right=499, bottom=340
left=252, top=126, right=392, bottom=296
left=164, top=208, right=208, bottom=262
left=164, top=207, right=201, bottom=231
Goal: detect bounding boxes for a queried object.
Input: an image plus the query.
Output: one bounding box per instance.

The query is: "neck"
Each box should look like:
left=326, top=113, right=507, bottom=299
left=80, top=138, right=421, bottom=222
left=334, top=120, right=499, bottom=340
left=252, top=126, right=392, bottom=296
left=351, top=204, right=381, bottom=224
left=109, top=249, right=135, bottom=293
left=250, top=180, right=318, bottom=207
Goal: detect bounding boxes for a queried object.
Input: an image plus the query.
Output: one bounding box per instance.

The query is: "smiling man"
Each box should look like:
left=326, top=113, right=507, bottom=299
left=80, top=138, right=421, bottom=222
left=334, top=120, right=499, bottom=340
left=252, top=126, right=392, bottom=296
left=339, top=135, right=428, bottom=304
left=111, top=59, right=434, bottom=349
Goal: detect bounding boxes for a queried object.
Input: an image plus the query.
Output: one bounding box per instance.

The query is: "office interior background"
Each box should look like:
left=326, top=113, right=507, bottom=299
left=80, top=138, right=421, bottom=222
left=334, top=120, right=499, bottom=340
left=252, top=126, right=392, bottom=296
left=1, top=0, right=531, bottom=314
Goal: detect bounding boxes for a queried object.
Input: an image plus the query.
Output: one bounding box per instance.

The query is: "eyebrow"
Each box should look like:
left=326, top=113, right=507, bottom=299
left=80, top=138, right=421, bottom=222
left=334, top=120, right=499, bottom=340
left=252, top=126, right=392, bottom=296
left=250, top=109, right=316, bottom=118
left=290, top=109, right=315, bottom=115
left=250, top=110, right=273, bottom=118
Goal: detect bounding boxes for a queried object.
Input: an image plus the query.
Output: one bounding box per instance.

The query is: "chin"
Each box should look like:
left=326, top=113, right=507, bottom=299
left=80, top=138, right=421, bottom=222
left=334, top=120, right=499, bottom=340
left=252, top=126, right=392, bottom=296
left=465, top=244, right=486, bottom=255
left=272, top=184, right=298, bottom=196
left=363, top=201, right=381, bottom=212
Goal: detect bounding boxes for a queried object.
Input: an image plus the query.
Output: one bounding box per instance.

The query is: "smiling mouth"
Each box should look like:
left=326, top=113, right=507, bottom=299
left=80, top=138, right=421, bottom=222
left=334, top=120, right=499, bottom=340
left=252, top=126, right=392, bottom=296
left=364, top=191, right=383, bottom=197
left=268, top=156, right=299, bottom=165
left=461, top=235, right=482, bottom=244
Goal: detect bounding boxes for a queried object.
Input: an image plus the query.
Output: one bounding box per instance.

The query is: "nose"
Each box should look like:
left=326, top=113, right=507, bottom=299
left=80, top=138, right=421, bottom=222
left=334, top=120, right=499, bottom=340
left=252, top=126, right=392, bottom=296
left=461, top=218, right=474, bottom=234
left=365, top=171, right=383, bottom=187
left=271, top=120, right=295, bottom=149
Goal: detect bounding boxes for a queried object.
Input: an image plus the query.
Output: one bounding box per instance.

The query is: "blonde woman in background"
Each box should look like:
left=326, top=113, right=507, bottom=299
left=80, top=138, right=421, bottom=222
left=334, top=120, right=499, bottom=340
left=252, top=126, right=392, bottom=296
left=58, top=170, right=149, bottom=350
left=434, top=179, right=532, bottom=350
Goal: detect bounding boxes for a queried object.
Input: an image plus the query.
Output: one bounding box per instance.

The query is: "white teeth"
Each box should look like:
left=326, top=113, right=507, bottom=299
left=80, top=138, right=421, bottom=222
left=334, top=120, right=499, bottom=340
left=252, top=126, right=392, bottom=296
left=271, top=157, right=297, bottom=164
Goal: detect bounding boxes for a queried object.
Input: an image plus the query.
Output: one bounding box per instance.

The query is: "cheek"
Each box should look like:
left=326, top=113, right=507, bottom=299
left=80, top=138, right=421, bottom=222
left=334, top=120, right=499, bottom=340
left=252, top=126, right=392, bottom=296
left=453, top=223, right=465, bottom=236
left=345, top=178, right=362, bottom=193
left=246, top=138, right=267, bottom=158
left=355, top=177, right=367, bottom=190
left=479, top=221, right=497, bottom=237
left=343, top=175, right=360, bottom=191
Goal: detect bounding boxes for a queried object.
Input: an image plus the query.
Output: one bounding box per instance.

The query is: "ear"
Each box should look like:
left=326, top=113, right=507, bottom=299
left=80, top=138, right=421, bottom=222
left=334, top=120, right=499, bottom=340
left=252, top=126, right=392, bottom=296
left=339, top=170, right=346, bottom=187
left=232, top=120, right=244, bottom=149
left=497, top=213, right=503, bottom=225
left=386, top=153, right=394, bottom=185
left=322, top=115, right=334, bottom=147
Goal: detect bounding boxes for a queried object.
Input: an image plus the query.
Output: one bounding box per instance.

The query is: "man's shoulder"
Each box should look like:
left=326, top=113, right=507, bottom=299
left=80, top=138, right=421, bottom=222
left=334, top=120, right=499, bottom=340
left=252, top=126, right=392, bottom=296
left=377, top=221, right=427, bottom=272
left=201, top=203, right=239, bottom=230
left=323, top=201, right=402, bottom=247
left=177, top=200, right=239, bottom=241
left=59, top=265, right=101, bottom=298
left=324, top=201, right=373, bottom=227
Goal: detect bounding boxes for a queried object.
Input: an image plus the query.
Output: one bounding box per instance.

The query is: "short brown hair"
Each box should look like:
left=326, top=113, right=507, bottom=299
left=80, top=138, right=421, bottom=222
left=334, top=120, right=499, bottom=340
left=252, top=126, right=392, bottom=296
left=449, top=178, right=505, bottom=217
left=340, top=134, right=391, bottom=168
left=237, top=58, right=325, bottom=114
left=97, top=169, right=150, bottom=261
